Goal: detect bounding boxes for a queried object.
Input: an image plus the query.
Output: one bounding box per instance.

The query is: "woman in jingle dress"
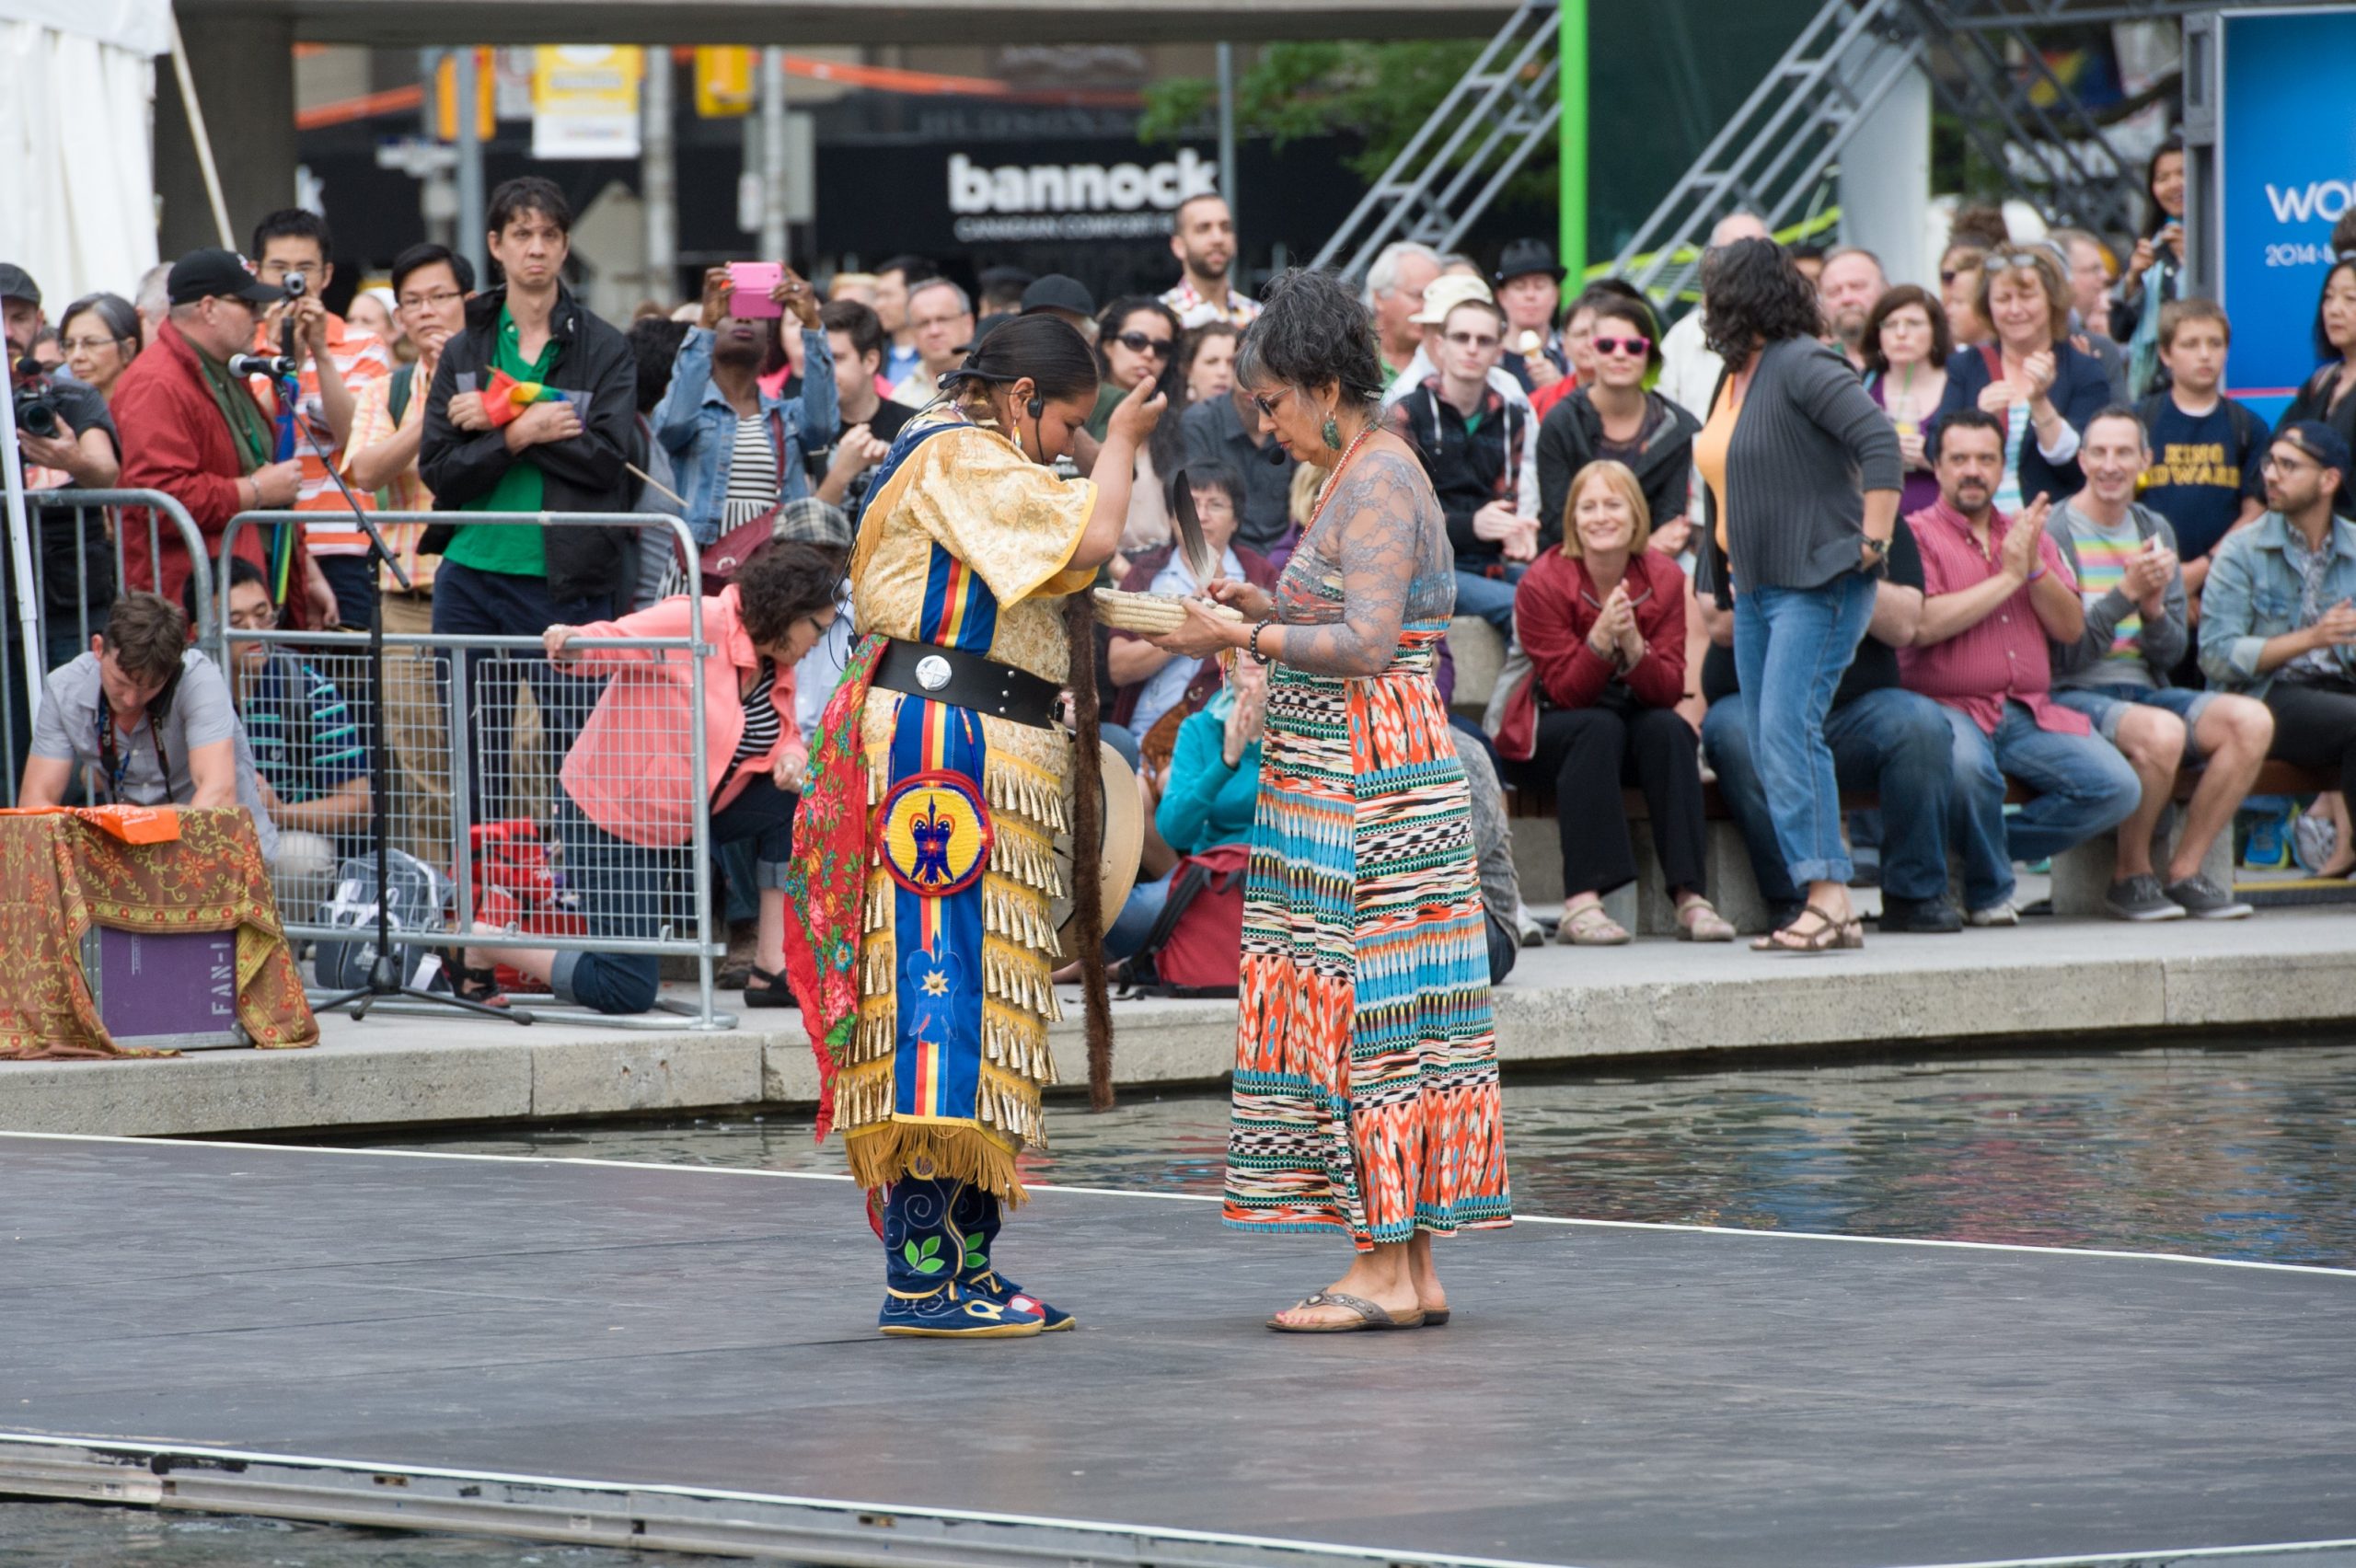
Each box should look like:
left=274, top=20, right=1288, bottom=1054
left=1149, top=270, right=1510, bottom=1332
left=783, top=314, right=1164, bottom=1338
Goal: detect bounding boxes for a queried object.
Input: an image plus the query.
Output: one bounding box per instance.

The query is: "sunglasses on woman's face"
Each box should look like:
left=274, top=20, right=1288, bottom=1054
left=1112, top=330, right=1173, bottom=358
left=1592, top=335, right=1651, bottom=357
left=1251, top=386, right=1292, bottom=419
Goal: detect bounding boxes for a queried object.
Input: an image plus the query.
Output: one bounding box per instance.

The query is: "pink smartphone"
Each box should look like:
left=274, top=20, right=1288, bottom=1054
left=728, top=261, right=782, bottom=318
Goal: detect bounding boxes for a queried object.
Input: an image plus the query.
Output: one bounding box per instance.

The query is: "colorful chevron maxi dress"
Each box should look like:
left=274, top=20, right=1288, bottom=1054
left=1223, top=550, right=1513, bottom=1251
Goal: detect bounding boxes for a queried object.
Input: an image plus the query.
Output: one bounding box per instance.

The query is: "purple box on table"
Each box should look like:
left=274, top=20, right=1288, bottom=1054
left=77, top=927, right=249, bottom=1050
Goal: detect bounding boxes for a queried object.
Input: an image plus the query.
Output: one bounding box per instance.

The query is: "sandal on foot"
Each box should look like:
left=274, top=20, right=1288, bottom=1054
left=1267, top=1289, right=1426, bottom=1332
left=1559, top=904, right=1631, bottom=947
left=441, top=950, right=509, bottom=1007
left=1675, top=897, right=1736, bottom=942
left=742, top=963, right=796, bottom=1009
left=1750, top=904, right=1856, bottom=955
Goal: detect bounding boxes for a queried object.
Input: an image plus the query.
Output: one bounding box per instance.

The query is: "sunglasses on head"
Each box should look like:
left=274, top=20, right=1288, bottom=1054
left=1592, top=335, right=1651, bottom=357
left=1113, top=330, right=1173, bottom=357
left=1986, top=252, right=2049, bottom=273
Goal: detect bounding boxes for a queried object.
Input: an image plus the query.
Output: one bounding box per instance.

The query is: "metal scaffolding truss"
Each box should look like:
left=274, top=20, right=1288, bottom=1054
left=1322, top=0, right=2347, bottom=304
left=1307, top=0, right=1560, bottom=280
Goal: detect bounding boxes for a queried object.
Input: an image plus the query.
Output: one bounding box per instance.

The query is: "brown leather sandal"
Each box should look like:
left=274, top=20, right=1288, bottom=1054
left=1750, top=904, right=1859, bottom=955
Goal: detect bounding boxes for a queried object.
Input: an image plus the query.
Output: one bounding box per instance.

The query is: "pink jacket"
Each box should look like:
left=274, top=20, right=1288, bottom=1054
left=558, top=586, right=805, bottom=849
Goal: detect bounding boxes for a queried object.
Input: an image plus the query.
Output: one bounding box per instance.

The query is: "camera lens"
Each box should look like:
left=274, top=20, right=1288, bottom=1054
left=15, top=392, right=60, bottom=440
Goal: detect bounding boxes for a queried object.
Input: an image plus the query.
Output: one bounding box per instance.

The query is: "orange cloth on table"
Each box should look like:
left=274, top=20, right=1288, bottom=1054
left=0, top=807, right=318, bottom=1061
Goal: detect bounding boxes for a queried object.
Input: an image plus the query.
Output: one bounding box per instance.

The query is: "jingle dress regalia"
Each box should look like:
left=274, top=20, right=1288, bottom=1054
left=783, top=408, right=1096, bottom=1336
left=1222, top=459, right=1513, bottom=1251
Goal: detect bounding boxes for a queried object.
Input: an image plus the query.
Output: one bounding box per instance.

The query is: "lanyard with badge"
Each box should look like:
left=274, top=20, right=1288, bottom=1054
left=94, top=684, right=172, bottom=805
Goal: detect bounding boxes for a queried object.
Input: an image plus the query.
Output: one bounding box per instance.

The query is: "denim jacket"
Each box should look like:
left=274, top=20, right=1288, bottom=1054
left=2196, top=509, right=2356, bottom=696
left=652, top=325, right=837, bottom=545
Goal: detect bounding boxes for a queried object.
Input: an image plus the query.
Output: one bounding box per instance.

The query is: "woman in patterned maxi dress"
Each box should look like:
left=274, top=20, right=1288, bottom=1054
left=1149, top=270, right=1511, bottom=1331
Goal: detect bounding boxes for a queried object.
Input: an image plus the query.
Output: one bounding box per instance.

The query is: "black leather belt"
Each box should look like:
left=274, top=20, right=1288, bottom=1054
left=872, top=638, right=1060, bottom=730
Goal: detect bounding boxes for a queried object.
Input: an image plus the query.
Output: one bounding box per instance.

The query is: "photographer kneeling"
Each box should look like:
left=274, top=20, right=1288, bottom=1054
left=449, top=542, right=841, bottom=1013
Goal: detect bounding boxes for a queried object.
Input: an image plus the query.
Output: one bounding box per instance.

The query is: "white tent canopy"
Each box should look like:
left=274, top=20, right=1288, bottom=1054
left=0, top=0, right=168, bottom=306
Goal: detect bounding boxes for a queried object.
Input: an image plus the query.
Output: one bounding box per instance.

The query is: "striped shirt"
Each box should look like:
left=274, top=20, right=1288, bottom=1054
left=341, top=369, right=438, bottom=590
left=727, top=658, right=782, bottom=786
left=2063, top=509, right=2146, bottom=665
left=253, top=314, right=393, bottom=553
left=242, top=651, right=366, bottom=801
left=722, top=413, right=780, bottom=532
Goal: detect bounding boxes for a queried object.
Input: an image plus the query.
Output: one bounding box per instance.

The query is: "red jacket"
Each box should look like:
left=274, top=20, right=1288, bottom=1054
left=112, top=319, right=271, bottom=614
left=1517, top=545, right=1688, bottom=712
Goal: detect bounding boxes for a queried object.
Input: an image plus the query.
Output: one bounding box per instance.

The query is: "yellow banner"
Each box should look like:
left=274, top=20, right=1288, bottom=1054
left=531, top=45, right=642, bottom=159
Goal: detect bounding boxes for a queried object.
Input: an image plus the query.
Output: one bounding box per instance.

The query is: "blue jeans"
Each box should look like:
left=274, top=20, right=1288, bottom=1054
left=1704, top=685, right=1956, bottom=911
left=550, top=775, right=797, bottom=1014
left=1105, top=871, right=1172, bottom=961
left=433, top=560, right=615, bottom=826
left=1940, top=700, right=2142, bottom=911
left=1454, top=563, right=1526, bottom=638
left=1732, top=573, right=1877, bottom=888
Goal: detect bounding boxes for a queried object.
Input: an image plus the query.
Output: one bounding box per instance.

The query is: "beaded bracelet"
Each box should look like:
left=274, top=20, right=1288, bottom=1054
left=1250, top=619, right=1273, bottom=665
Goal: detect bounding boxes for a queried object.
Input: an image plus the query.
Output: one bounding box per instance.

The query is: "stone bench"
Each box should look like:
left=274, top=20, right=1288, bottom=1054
left=1507, top=758, right=2336, bottom=936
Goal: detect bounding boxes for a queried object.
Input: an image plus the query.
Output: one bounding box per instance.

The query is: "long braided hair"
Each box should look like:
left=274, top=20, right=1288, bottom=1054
left=940, top=315, right=1120, bottom=1111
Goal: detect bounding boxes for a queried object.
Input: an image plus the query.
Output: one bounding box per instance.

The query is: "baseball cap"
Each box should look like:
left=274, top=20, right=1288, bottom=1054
left=1411, top=274, right=1498, bottom=326
left=0, top=264, right=39, bottom=307
left=1021, top=273, right=1097, bottom=319
left=1495, top=239, right=1564, bottom=285
left=167, top=249, right=283, bottom=308
left=2276, top=420, right=2351, bottom=478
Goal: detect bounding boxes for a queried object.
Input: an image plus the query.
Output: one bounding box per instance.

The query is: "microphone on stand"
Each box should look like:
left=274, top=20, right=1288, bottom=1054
left=1265, top=442, right=1288, bottom=467
left=229, top=353, right=294, bottom=379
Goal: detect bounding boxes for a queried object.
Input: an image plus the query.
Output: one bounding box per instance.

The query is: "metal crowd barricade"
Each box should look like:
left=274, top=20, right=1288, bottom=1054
left=4, top=490, right=214, bottom=807
left=220, top=510, right=733, bottom=1032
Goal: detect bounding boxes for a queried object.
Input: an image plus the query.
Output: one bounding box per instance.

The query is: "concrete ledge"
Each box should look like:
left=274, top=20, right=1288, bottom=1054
left=3, top=908, right=2350, bottom=1138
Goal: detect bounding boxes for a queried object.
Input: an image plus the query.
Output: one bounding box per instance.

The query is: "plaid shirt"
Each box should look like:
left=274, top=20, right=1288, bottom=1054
left=341, top=368, right=437, bottom=591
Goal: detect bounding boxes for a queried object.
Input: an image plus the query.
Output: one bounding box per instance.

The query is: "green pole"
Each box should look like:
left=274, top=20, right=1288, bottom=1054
left=1558, top=0, right=1588, bottom=275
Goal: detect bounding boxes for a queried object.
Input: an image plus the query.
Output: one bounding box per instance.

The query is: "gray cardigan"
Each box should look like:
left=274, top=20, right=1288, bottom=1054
left=1714, top=337, right=1903, bottom=592
left=2045, top=498, right=2189, bottom=687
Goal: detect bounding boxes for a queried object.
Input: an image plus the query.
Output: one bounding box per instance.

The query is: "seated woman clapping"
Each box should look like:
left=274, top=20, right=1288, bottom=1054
left=452, top=542, right=843, bottom=1012
left=1510, top=461, right=1733, bottom=945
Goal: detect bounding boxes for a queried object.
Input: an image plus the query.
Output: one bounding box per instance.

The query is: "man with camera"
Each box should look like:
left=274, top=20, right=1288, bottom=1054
left=5, top=263, right=119, bottom=492
left=6, top=262, right=126, bottom=781
left=248, top=209, right=391, bottom=633
left=111, top=249, right=302, bottom=617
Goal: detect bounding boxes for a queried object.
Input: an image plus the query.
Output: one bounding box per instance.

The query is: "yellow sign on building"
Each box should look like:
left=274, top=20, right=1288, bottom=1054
left=531, top=45, right=643, bottom=160
left=695, top=47, right=756, bottom=118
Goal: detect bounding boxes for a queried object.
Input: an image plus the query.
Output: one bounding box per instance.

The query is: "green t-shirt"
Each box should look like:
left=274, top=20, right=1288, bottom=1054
left=1085, top=380, right=1127, bottom=442
left=445, top=305, right=556, bottom=577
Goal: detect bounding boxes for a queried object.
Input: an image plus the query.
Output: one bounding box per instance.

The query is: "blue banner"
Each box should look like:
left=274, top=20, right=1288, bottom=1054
left=2219, top=6, right=2356, bottom=422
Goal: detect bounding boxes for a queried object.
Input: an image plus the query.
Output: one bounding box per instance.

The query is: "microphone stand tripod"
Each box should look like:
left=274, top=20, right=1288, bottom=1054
left=261, top=344, right=531, bottom=1024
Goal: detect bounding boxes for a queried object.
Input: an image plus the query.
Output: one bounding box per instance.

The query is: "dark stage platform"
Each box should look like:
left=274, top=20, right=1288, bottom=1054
left=3, top=1133, right=2354, bottom=1568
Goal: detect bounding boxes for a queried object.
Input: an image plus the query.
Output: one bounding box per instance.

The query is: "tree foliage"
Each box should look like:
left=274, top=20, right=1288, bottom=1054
left=1141, top=40, right=1553, bottom=203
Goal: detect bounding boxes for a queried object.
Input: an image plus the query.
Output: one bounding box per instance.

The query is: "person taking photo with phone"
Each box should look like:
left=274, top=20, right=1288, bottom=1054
left=652, top=261, right=836, bottom=556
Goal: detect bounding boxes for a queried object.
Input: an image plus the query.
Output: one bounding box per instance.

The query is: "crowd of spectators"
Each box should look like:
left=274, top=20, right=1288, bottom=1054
left=8, top=144, right=2356, bottom=1010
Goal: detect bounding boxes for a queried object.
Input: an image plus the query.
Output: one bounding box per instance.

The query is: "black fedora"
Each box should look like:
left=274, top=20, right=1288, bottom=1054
left=1495, top=238, right=1565, bottom=284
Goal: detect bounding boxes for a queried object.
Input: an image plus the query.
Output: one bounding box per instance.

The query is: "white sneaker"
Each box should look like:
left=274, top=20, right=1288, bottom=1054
left=1966, top=900, right=2019, bottom=928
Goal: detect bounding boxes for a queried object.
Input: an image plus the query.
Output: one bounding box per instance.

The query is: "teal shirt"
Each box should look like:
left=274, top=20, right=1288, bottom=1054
left=1154, top=705, right=1265, bottom=855
left=445, top=305, right=556, bottom=577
